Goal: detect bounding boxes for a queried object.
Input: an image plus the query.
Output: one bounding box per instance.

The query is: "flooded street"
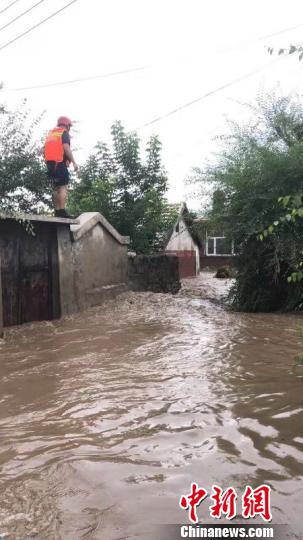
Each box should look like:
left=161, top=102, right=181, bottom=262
left=0, top=273, right=302, bottom=539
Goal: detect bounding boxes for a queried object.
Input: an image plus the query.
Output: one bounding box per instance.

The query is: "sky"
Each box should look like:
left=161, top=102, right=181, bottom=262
left=1, top=0, right=303, bottom=210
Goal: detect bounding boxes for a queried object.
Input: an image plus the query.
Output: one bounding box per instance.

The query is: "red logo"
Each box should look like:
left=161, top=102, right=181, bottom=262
left=242, top=485, right=272, bottom=521
left=179, top=484, right=272, bottom=523
left=179, top=482, right=208, bottom=524
left=210, top=485, right=237, bottom=520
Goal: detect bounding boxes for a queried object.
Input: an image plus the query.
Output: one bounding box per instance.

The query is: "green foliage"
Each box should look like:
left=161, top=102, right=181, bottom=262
left=191, top=94, right=303, bottom=311
left=268, top=44, right=303, bottom=61
left=261, top=195, right=303, bottom=286
left=69, top=121, right=174, bottom=253
left=0, top=101, right=50, bottom=214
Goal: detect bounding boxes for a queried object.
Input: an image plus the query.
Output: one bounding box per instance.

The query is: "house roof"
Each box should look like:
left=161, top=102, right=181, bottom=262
left=164, top=201, right=201, bottom=249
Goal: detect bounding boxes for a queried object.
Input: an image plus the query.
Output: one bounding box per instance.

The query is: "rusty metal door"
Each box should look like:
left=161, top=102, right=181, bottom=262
left=0, top=221, right=58, bottom=327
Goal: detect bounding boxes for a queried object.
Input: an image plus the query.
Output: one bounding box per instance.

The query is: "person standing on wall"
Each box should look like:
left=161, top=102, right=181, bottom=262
left=44, top=116, right=78, bottom=218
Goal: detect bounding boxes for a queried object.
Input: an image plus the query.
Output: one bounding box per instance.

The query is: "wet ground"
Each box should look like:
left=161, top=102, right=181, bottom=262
left=0, top=273, right=302, bottom=539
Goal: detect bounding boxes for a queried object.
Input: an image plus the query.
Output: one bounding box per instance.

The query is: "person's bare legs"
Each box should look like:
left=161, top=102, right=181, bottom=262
left=52, top=185, right=67, bottom=210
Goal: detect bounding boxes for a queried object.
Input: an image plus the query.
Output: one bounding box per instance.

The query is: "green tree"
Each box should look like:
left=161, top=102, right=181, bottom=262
left=0, top=102, right=49, bottom=214
left=261, top=195, right=303, bottom=289
left=268, top=44, right=303, bottom=61
left=69, top=121, right=175, bottom=253
left=191, top=94, right=303, bottom=312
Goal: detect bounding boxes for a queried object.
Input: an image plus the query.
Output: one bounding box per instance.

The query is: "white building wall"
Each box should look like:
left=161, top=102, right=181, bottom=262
left=194, top=244, right=200, bottom=274
left=166, top=219, right=196, bottom=251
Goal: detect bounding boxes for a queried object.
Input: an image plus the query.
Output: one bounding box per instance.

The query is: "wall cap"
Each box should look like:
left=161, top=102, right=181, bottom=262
left=0, top=213, right=79, bottom=225
left=71, top=212, right=130, bottom=245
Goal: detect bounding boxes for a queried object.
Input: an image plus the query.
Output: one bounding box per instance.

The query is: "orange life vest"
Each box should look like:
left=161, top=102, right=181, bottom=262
left=44, top=127, right=66, bottom=162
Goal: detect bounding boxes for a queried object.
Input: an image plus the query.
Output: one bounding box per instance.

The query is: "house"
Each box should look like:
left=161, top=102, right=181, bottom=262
left=194, top=217, right=235, bottom=268
left=165, top=202, right=201, bottom=278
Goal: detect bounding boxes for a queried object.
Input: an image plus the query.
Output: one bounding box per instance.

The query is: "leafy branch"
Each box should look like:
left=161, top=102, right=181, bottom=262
left=268, top=44, right=303, bottom=61
left=259, top=195, right=303, bottom=283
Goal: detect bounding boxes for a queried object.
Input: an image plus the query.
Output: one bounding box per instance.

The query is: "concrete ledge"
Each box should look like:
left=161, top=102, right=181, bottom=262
left=0, top=213, right=79, bottom=225
left=71, top=212, right=129, bottom=245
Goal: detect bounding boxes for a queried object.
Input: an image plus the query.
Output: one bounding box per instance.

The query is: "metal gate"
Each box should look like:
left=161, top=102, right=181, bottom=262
left=0, top=221, right=59, bottom=327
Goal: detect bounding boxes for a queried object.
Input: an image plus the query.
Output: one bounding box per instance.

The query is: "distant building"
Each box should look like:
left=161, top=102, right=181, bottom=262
left=165, top=203, right=200, bottom=278
left=194, top=217, right=235, bottom=268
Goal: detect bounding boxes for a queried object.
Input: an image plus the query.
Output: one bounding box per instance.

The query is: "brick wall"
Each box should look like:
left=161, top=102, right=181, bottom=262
left=167, top=250, right=197, bottom=278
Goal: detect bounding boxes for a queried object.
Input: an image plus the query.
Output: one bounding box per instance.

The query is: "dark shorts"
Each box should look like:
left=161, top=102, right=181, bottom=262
left=46, top=161, right=70, bottom=187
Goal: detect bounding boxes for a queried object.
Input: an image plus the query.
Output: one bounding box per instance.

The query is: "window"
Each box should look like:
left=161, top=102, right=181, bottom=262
left=206, top=233, right=234, bottom=256
left=207, top=237, right=214, bottom=255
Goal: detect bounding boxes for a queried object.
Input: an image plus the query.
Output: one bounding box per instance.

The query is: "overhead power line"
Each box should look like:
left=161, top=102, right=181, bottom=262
left=136, top=56, right=287, bottom=129
left=258, top=22, right=303, bottom=41
left=0, top=0, right=22, bottom=16
left=1, top=65, right=151, bottom=91
left=0, top=17, right=299, bottom=92
left=207, top=22, right=303, bottom=56
left=0, top=0, right=48, bottom=33
left=0, top=0, right=80, bottom=53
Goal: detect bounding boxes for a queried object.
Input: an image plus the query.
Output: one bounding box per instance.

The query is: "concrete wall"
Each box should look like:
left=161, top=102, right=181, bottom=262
left=0, top=213, right=129, bottom=330
left=57, top=225, right=78, bottom=315
left=128, top=253, right=181, bottom=294
left=58, top=212, right=129, bottom=313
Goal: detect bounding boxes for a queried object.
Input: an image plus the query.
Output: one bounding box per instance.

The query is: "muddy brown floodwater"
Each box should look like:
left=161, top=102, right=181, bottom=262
left=0, top=274, right=302, bottom=539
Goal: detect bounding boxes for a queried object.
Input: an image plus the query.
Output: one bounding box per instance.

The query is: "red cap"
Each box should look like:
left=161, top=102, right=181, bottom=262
left=57, top=116, right=72, bottom=128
